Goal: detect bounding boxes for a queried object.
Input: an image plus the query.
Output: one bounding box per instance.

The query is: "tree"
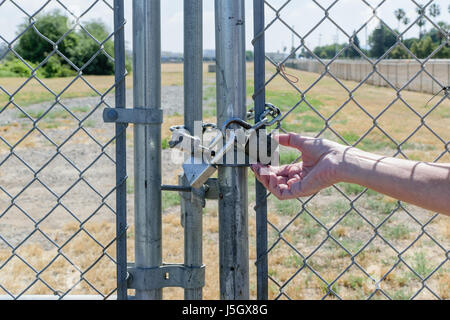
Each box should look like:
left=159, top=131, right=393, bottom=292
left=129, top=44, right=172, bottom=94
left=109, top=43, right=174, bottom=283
left=345, top=32, right=361, bottom=58
left=436, top=21, right=449, bottom=44
left=245, top=50, right=254, bottom=62
left=410, top=36, right=434, bottom=58
left=415, top=5, right=427, bottom=38
left=389, top=45, right=410, bottom=59
left=67, top=21, right=114, bottom=75
left=403, top=17, right=410, bottom=27
left=0, top=43, right=7, bottom=60
left=15, top=10, right=78, bottom=64
left=369, top=23, right=397, bottom=58
left=15, top=10, right=115, bottom=77
left=394, top=8, right=406, bottom=30
left=428, top=3, right=441, bottom=18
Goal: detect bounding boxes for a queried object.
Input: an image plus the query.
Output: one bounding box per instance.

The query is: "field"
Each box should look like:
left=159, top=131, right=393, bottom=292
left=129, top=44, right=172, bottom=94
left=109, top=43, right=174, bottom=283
left=0, top=62, right=448, bottom=299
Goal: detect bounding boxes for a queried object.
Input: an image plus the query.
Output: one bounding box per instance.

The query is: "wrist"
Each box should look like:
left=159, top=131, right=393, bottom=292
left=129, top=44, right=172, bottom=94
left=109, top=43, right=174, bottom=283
left=335, top=146, right=366, bottom=184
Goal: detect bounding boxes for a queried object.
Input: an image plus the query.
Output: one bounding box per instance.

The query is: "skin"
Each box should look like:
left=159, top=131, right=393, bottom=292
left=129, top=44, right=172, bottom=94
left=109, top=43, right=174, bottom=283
left=251, top=133, right=450, bottom=217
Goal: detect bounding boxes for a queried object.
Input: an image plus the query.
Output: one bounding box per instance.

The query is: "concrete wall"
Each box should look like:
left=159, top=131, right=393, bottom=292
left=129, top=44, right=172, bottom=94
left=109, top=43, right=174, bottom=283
left=285, top=59, right=450, bottom=95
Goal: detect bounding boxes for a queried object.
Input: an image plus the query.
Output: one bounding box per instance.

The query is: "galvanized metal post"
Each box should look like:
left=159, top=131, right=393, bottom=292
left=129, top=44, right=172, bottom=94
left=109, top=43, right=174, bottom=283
left=183, top=0, right=204, bottom=300
left=253, top=0, right=268, bottom=300
left=215, top=0, right=249, bottom=300
left=113, top=0, right=128, bottom=301
left=132, top=0, right=163, bottom=300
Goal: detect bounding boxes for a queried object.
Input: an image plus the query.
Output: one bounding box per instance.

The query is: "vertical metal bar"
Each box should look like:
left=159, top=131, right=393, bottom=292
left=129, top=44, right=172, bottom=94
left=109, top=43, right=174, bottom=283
left=184, top=0, right=204, bottom=300
left=215, top=0, right=249, bottom=300
left=114, top=0, right=128, bottom=301
left=133, top=0, right=162, bottom=300
left=253, top=0, right=268, bottom=301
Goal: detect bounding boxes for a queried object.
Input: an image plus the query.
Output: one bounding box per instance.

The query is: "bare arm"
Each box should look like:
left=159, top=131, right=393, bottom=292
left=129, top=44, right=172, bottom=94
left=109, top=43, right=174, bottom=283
left=251, top=133, right=450, bottom=217
left=339, top=147, right=450, bottom=216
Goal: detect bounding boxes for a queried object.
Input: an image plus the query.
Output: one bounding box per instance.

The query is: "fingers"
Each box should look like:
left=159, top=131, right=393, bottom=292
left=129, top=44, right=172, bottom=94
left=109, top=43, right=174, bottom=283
left=251, top=164, right=306, bottom=200
left=274, top=133, right=309, bottom=151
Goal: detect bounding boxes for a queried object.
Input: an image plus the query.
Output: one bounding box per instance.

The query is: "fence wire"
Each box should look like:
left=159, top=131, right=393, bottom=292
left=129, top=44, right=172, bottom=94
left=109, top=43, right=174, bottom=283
left=253, top=0, right=449, bottom=300
left=0, top=0, right=126, bottom=299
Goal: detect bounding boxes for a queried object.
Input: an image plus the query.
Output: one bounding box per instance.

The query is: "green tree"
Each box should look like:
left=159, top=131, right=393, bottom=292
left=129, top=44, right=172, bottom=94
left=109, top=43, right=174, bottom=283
left=0, top=43, right=7, bottom=60
left=345, top=33, right=361, bottom=58
left=410, top=36, right=434, bottom=58
left=15, top=10, right=78, bottom=64
left=68, top=21, right=114, bottom=75
left=415, top=5, right=427, bottom=38
left=428, top=3, right=441, bottom=18
left=389, top=45, right=410, bottom=59
left=394, top=8, right=406, bottom=30
left=15, top=10, right=115, bottom=77
left=245, top=50, right=254, bottom=62
left=369, top=24, right=397, bottom=58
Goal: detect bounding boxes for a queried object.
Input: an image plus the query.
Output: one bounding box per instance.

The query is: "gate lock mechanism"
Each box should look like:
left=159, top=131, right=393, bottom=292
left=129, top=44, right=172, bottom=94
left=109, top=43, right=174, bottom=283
left=170, top=104, right=281, bottom=188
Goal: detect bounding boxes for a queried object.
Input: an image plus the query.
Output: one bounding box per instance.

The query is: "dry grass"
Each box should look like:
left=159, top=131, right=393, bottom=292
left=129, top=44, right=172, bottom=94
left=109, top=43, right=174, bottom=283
left=0, top=62, right=449, bottom=299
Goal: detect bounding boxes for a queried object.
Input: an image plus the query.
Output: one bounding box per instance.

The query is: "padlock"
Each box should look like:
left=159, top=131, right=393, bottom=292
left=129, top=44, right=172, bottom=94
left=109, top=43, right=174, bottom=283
left=183, top=130, right=238, bottom=188
left=169, top=104, right=282, bottom=188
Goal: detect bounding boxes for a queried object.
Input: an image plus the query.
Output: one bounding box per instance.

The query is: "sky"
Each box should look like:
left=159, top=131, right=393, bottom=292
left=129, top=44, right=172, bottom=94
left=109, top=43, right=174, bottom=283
left=0, top=0, right=449, bottom=53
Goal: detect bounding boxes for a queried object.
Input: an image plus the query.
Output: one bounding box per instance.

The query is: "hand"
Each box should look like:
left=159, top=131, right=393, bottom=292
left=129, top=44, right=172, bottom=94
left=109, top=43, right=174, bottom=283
left=251, top=133, right=348, bottom=200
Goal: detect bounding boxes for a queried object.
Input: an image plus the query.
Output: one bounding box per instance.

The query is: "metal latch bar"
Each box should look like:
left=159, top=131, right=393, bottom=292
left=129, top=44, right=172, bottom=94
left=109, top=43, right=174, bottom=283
left=103, top=107, right=163, bottom=125
left=127, top=263, right=205, bottom=290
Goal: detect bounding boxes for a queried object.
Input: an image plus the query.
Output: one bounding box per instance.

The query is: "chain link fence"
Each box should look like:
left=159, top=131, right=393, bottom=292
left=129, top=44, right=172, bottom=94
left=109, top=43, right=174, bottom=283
left=0, top=0, right=127, bottom=299
left=253, top=0, right=449, bottom=300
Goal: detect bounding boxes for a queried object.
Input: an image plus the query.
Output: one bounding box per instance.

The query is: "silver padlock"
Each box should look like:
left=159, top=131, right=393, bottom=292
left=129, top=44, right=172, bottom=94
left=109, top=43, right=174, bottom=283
left=183, top=130, right=237, bottom=188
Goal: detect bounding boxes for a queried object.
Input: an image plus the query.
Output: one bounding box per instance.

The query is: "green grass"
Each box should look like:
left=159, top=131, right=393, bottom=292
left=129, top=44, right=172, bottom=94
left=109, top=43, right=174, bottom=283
left=391, top=289, right=412, bottom=300
left=162, top=137, right=170, bottom=150
left=127, top=179, right=134, bottom=195
left=340, top=210, right=365, bottom=229
left=345, top=275, right=364, bottom=290
left=367, top=198, right=398, bottom=214
left=162, top=191, right=181, bottom=211
left=412, top=252, right=434, bottom=278
left=383, top=224, right=412, bottom=240
left=325, top=199, right=350, bottom=215
left=126, top=182, right=181, bottom=211
left=338, top=133, right=396, bottom=152
left=275, top=198, right=300, bottom=216
left=83, top=119, right=96, bottom=128
left=71, top=105, right=91, bottom=113
left=339, top=239, right=364, bottom=255
left=265, top=90, right=323, bottom=113
left=341, top=131, right=360, bottom=145
left=337, top=182, right=377, bottom=196
left=17, top=106, right=90, bottom=120
left=279, top=150, right=299, bottom=165
left=284, top=254, right=304, bottom=268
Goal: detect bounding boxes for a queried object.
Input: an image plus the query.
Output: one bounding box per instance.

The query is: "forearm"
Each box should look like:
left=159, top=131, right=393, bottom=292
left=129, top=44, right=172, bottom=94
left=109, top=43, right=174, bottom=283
left=339, top=148, right=450, bottom=216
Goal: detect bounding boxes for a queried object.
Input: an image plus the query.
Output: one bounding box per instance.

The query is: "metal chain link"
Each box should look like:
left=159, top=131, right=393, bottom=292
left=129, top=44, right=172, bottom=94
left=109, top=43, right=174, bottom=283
left=0, top=0, right=125, bottom=299
left=253, top=0, right=449, bottom=300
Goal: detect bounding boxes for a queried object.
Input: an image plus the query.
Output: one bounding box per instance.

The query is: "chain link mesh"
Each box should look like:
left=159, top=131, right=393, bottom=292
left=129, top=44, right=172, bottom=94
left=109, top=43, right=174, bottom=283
left=253, top=0, right=449, bottom=300
left=0, top=0, right=125, bottom=299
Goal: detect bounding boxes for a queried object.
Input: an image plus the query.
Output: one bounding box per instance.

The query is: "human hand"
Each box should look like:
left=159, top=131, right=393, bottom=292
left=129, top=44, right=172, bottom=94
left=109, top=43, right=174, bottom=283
left=251, top=133, right=348, bottom=200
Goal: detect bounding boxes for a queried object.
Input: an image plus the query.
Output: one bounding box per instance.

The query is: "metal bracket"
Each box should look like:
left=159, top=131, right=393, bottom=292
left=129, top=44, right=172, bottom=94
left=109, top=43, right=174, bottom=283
left=103, top=107, right=163, bottom=125
left=204, top=178, right=220, bottom=200
left=127, top=263, right=205, bottom=290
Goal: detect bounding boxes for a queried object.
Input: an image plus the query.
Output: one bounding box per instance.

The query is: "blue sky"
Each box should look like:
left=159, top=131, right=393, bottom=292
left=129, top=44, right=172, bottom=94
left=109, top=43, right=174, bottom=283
left=0, top=0, right=448, bottom=53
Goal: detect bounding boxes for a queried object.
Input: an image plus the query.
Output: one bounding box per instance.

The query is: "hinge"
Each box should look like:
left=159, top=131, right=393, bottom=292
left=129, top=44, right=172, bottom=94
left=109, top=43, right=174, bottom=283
left=103, top=107, right=163, bottom=124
